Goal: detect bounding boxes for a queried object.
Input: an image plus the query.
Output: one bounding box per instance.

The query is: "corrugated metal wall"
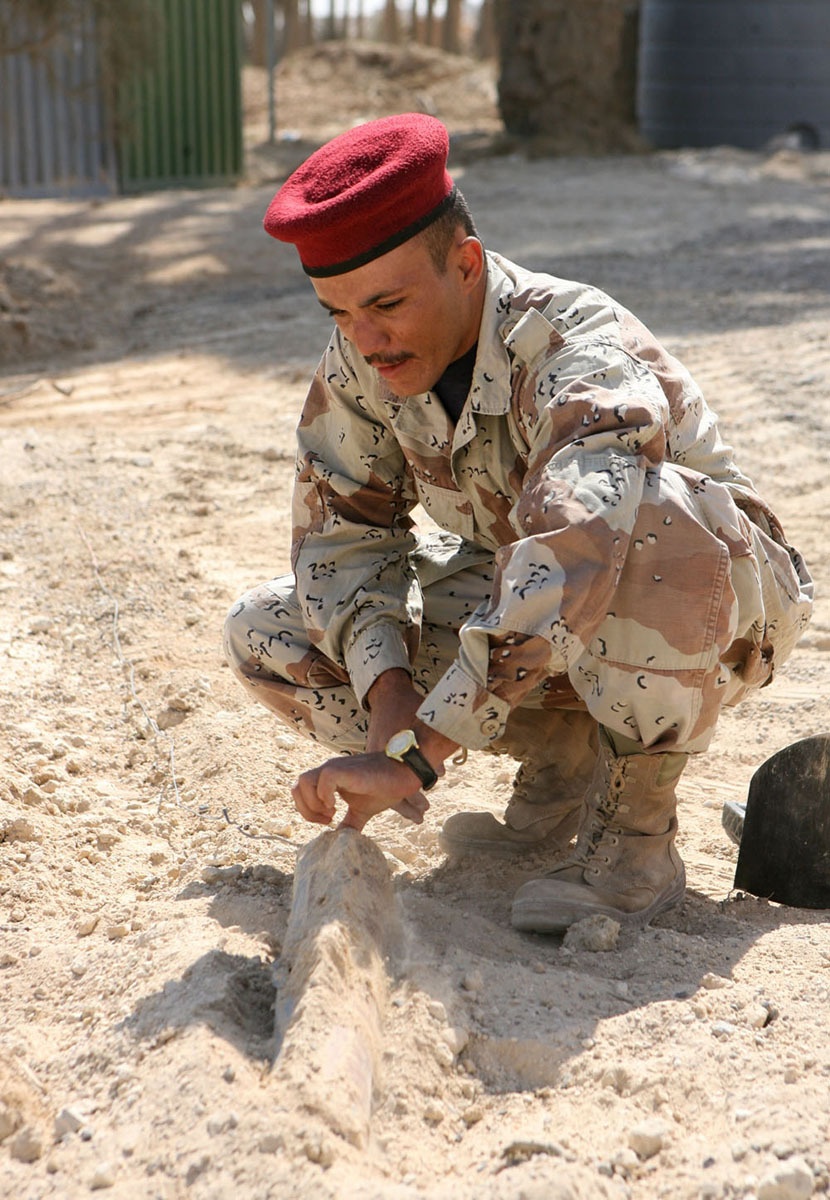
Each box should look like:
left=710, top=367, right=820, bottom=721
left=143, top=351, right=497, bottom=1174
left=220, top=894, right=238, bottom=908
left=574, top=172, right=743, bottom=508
left=0, top=6, right=116, bottom=197
left=117, top=0, right=243, bottom=192
left=0, top=0, right=242, bottom=198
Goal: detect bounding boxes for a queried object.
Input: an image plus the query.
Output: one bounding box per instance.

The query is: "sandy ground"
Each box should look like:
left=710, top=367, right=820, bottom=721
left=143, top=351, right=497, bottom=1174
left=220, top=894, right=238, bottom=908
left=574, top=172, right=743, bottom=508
left=2, top=52, right=830, bottom=1200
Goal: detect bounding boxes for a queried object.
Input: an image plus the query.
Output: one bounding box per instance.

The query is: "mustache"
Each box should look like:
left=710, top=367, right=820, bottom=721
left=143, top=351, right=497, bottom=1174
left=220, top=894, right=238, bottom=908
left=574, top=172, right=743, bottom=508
left=365, top=352, right=413, bottom=367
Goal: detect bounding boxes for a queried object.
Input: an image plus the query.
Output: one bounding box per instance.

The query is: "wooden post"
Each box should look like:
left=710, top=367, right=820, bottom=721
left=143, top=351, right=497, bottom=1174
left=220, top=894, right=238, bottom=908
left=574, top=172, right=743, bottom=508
left=273, top=829, right=399, bottom=1148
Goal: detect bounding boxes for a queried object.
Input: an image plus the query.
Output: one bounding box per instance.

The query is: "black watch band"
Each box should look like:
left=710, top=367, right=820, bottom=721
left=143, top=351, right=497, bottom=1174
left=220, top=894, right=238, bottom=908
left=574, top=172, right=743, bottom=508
left=385, top=729, right=438, bottom=792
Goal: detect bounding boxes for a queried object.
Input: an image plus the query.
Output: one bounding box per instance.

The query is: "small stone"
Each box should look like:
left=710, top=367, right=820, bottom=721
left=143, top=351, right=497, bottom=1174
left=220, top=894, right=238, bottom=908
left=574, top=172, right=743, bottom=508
left=201, top=865, right=243, bottom=885
left=10, top=1124, right=43, bottom=1163
left=70, top=956, right=88, bottom=978
left=711, top=1021, right=737, bottom=1039
left=258, top=1133, right=284, bottom=1154
left=461, top=969, right=484, bottom=993
left=106, top=924, right=130, bottom=940
left=206, top=1111, right=238, bottom=1136
left=746, top=1003, right=770, bottom=1029
left=433, top=1040, right=455, bottom=1070
left=462, top=1105, right=484, bottom=1127
left=563, top=914, right=620, bottom=952
left=90, top=1161, right=117, bottom=1190
left=757, top=1157, right=815, bottom=1200
left=442, top=1025, right=469, bottom=1056
left=77, top=915, right=99, bottom=937
left=303, top=1137, right=335, bottom=1167
left=423, top=1101, right=445, bottom=1124
left=5, top=815, right=40, bottom=839
left=54, top=1107, right=85, bottom=1138
left=612, top=1147, right=641, bottom=1174
left=701, top=972, right=731, bottom=990
left=427, top=999, right=447, bottom=1022
left=628, top=1119, right=669, bottom=1160
left=185, top=1155, right=210, bottom=1185
left=222, top=1066, right=236, bottom=1083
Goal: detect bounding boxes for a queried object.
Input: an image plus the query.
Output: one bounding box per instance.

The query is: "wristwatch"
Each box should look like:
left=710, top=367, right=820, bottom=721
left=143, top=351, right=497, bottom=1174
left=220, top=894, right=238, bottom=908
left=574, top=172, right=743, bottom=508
left=384, top=729, right=438, bottom=792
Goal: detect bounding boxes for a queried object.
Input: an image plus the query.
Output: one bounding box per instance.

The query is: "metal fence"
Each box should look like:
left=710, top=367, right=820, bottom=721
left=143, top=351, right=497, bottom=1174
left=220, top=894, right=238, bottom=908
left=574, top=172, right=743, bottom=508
left=0, top=0, right=242, bottom=198
left=0, top=6, right=116, bottom=197
left=118, top=0, right=243, bottom=192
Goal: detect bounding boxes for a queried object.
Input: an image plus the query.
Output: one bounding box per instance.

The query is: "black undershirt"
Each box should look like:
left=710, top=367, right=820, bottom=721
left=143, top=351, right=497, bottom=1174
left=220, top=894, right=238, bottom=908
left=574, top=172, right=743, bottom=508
left=432, top=342, right=477, bottom=422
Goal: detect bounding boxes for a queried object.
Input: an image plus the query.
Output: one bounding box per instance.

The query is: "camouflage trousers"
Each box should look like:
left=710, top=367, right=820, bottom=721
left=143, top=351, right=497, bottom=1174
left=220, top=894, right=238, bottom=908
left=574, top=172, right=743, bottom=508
left=223, top=519, right=811, bottom=759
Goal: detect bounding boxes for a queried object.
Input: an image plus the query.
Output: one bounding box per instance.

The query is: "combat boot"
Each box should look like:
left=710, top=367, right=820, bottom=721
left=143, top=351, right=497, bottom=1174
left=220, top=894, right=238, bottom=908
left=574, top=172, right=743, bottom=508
left=511, top=730, right=687, bottom=932
left=439, top=710, right=597, bottom=857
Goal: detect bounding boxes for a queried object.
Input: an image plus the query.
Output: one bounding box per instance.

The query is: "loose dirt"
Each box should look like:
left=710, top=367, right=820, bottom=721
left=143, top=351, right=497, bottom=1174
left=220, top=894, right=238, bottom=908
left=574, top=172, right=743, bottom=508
left=2, top=48, right=830, bottom=1200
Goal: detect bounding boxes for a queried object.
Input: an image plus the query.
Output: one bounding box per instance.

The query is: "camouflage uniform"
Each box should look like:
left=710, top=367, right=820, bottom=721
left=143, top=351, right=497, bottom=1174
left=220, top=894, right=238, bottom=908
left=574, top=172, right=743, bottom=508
left=225, top=253, right=812, bottom=758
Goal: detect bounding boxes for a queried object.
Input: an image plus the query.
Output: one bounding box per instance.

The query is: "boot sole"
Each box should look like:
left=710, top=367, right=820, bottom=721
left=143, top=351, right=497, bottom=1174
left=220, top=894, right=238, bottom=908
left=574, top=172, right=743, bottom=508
left=511, top=872, right=687, bottom=934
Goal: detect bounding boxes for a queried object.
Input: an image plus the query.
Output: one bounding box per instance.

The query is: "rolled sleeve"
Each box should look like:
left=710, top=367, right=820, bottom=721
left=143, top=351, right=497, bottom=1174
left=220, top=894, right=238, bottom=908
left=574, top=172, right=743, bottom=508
left=416, top=660, right=511, bottom=750
left=347, top=622, right=416, bottom=710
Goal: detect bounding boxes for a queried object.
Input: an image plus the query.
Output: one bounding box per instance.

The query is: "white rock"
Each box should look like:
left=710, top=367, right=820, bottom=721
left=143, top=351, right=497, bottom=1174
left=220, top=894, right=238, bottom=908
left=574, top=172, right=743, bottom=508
left=746, top=1003, right=770, bottom=1029
left=701, top=972, right=731, bottom=990
left=206, top=1111, right=238, bottom=1136
left=90, top=1161, right=117, bottom=1190
left=757, top=1157, right=815, bottom=1200
left=628, top=1119, right=669, bottom=1160
left=442, top=1025, right=469, bottom=1055
left=563, top=914, right=621, bottom=952
left=54, top=1107, right=85, bottom=1138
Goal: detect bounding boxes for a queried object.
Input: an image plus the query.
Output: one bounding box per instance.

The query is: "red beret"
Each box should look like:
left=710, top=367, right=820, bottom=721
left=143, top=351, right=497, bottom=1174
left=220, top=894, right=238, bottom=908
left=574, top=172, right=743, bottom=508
left=263, top=113, right=455, bottom=277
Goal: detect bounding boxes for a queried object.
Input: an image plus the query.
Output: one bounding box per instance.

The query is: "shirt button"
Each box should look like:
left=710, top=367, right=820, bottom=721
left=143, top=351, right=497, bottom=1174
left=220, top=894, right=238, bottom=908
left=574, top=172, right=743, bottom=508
left=480, top=717, right=502, bottom=738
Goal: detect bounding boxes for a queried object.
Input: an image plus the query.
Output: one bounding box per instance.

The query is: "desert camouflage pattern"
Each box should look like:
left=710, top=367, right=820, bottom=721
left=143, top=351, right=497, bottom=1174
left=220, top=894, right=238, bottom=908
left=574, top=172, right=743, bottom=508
left=226, top=253, right=812, bottom=755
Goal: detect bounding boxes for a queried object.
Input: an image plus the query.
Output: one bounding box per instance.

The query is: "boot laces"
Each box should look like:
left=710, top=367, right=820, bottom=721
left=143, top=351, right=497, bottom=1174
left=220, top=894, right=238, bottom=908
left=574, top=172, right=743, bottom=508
left=510, top=761, right=538, bottom=805
left=567, top=759, right=628, bottom=873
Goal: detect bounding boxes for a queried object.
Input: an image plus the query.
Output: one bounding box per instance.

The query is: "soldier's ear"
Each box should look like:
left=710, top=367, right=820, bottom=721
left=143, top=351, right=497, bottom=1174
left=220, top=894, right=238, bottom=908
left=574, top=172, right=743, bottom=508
left=455, top=236, right=485, bottom=290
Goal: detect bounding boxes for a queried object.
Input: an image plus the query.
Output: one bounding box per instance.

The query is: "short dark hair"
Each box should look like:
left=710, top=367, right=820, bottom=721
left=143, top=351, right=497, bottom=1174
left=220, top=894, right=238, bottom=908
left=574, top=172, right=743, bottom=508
left=419, top=189, right=479, bottom=272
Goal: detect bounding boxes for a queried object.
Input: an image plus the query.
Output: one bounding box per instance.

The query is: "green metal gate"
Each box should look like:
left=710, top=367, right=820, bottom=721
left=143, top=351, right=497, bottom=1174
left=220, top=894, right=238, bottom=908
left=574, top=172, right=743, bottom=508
left=117, top=0, right=243, bottom=192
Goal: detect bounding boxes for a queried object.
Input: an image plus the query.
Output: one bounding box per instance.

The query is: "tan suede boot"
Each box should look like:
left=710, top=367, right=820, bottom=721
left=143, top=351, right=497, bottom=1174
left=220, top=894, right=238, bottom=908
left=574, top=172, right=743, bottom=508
left=511, top=731, right=687, bottom=932
left=439, top=710, right=597, bottom=857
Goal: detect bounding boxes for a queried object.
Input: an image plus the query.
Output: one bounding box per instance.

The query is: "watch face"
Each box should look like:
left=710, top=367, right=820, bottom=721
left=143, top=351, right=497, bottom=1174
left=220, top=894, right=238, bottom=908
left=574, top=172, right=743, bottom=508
left=387, top=729, right=417, bottom=756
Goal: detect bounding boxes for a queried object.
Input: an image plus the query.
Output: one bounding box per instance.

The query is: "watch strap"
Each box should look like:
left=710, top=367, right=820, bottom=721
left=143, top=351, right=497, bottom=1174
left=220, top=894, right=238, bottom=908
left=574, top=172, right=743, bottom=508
left=385, top=733, right=438, bottom=792
left=400, top=744, right=438, bottom=792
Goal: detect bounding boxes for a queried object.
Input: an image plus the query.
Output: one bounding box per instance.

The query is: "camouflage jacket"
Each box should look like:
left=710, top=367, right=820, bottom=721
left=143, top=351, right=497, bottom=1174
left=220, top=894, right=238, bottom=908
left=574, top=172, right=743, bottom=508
left=290, top=251, right=789, bottom=750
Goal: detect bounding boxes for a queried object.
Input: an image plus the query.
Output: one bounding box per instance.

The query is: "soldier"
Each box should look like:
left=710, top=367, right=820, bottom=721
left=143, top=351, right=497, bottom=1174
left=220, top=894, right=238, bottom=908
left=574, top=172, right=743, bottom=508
left=224, top=114, right=812, bottom=933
